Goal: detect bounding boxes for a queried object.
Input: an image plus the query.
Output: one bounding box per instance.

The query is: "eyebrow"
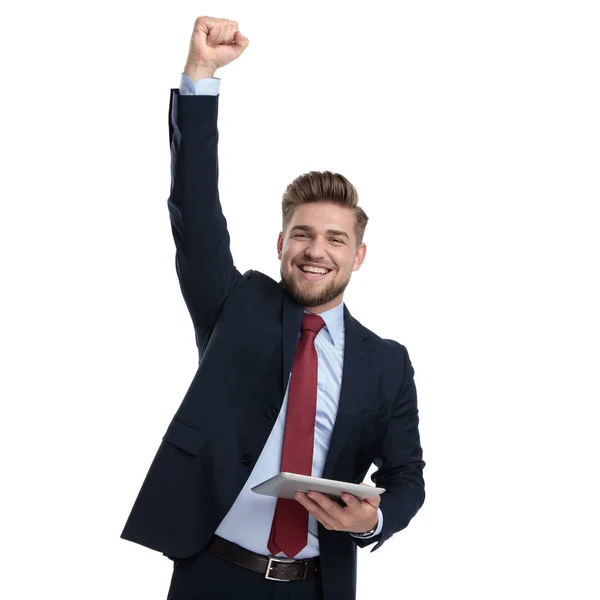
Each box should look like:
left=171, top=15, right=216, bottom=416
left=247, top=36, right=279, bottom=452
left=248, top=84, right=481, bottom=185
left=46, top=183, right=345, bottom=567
left=290, top=225, right=350, bottom=240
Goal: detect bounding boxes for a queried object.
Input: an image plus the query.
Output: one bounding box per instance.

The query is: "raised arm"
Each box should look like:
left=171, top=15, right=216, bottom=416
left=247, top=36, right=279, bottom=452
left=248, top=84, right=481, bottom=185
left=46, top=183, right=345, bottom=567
left=167, top=17, right=250, bottom=348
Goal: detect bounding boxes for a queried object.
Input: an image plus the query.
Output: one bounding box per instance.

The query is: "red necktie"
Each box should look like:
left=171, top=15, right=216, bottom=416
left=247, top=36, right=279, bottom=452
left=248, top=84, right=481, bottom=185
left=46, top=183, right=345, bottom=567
left=268, top=312, right=326, bottom=558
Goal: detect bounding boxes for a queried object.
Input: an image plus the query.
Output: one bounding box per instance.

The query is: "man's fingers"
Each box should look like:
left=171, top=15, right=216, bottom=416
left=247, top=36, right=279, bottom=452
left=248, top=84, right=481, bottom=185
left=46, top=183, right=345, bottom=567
left=302, top=492, right=345, bottom=518
left=342, top=493, right=360, bottom=508
left=343, top=491, right=380, bottom=512
left=358, top=483, right=381, bottom=509
left=208, top=20, right=237, bottom=46
left=189, top=16, right=248, bottom=70
left=365, top=495, right=380, bottom=508
left=295, top=491, right=379, bottom=533
left=296, top=493, right=338, bottom=530
left=306, top=492, right=347, bottom=519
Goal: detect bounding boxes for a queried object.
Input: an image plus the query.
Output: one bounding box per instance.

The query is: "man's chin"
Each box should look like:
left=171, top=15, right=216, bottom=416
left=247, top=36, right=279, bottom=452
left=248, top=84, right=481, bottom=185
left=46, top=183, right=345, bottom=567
left=281, top=274, right=348, bottom=308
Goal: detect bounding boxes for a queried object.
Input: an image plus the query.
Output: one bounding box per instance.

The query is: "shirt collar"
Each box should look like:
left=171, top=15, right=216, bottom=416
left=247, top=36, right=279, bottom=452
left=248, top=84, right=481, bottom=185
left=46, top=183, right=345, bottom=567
left=304, top=302, right=344, bottom=346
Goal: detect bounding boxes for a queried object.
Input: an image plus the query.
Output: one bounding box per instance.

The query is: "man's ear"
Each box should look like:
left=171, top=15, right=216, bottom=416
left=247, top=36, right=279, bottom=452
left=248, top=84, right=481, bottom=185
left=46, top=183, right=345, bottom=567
left=277, top=232, right=284, bottom=260
left=352, top=243, right=367, bottom=272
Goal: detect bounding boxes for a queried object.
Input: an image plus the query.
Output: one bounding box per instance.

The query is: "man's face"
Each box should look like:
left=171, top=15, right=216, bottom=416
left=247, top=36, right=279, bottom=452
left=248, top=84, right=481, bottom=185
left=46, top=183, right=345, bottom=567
left=277, top=202, right=366, bottom=313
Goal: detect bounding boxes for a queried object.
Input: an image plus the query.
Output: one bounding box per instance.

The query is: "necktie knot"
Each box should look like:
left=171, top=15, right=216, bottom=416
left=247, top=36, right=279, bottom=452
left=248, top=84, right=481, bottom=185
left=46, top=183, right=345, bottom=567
left=302, top=313, right=326, bottom=335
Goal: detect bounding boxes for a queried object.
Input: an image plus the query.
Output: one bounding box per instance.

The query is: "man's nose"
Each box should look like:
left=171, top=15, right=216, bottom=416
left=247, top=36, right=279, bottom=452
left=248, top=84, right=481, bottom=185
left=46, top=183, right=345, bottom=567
left=304, top=237, right=326, bottom=258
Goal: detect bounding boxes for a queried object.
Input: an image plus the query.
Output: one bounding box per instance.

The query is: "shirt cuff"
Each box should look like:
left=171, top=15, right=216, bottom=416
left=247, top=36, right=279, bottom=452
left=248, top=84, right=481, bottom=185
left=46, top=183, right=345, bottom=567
left=179, top=73, right=221, bottom=96
left=350, top=507, right=383, bottom=539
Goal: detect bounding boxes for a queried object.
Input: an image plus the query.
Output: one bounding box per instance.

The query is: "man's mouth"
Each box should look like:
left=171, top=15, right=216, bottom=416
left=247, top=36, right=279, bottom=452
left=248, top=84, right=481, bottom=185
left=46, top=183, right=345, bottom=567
left=296, top=264, right=332, bottom=281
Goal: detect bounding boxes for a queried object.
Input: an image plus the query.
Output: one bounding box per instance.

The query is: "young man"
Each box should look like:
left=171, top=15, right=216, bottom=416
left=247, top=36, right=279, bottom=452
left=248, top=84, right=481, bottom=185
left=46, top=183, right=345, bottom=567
left=121, top=16, right=425, bottom=600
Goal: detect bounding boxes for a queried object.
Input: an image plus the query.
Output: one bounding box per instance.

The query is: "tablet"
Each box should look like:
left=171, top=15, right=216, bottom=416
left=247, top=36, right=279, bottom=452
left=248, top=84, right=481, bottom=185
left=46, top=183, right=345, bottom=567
left=251, top=472, right=385, bottom=501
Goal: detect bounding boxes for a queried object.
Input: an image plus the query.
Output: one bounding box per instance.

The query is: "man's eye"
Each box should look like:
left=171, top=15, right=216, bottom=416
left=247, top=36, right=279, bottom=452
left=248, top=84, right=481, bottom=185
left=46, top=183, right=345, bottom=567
left=331, top=238, right=343, bottom=244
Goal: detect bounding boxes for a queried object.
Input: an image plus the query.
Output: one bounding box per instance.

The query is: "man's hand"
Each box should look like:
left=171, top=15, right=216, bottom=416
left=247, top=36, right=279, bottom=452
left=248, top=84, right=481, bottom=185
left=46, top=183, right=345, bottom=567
left=184, top=16, right=249, bottom=80
left=295, top=484, right=381, bottom=534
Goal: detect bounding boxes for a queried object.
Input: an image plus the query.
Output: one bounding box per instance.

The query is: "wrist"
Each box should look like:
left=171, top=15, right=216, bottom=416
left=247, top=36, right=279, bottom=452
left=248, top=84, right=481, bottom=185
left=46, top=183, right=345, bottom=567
left=184, top=61, right=217, bottom=81
left=351, top=516, right=379, bottom=537
left=351, top=525, right=377, bottom=537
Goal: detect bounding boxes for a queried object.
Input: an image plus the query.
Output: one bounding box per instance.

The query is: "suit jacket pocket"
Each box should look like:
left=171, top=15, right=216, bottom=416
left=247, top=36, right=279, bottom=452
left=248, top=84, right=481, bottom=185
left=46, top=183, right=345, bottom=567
left=162, top=418, right=209, bottom=456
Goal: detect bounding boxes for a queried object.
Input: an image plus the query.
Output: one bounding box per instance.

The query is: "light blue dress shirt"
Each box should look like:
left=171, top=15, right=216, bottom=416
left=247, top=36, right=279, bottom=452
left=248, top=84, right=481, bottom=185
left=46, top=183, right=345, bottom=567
left=178, top=73, right=383, bottom=557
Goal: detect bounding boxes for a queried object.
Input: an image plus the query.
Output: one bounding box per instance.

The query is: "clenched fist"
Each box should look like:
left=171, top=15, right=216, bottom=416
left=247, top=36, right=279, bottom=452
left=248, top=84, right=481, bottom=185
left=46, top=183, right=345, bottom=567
left=184, top=16, right=249, bottom=80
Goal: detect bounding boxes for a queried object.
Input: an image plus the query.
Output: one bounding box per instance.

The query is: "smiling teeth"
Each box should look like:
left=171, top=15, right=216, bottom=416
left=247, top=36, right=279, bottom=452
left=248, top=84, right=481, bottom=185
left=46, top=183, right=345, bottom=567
left=301, top=266, right=329, bottom=274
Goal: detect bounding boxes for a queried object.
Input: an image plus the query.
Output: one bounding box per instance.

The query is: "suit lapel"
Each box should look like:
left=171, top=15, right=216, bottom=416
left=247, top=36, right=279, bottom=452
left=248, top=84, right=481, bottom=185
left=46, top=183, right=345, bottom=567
left=281, top=285, right=305, bottom=400
left=322, top=305, right=371, bottom=479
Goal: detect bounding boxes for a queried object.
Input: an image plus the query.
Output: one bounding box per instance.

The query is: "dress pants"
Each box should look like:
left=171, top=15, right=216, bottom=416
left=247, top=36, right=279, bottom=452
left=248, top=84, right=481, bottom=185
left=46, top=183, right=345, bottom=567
left=166, top=549, right=324, bottom=600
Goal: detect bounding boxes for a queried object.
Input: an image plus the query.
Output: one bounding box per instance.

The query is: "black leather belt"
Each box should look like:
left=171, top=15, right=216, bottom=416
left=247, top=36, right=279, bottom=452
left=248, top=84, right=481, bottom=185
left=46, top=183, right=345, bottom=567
left=206, top=536, right=320, bottom=582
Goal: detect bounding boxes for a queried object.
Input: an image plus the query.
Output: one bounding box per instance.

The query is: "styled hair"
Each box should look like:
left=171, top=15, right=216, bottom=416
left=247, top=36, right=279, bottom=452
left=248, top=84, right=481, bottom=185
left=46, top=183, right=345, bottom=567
left=281, top=171, right=369, bottom=246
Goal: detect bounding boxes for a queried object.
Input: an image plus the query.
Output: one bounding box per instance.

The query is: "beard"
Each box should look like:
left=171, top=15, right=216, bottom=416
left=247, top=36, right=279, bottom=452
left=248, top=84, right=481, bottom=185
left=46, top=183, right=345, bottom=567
left=280, top=266, right=352, bottom=308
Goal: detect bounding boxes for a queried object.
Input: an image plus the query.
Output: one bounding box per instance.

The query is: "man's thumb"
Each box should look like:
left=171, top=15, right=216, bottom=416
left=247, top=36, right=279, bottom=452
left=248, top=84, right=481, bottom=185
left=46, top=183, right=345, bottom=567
left=233, top=30, right=249, bottom=51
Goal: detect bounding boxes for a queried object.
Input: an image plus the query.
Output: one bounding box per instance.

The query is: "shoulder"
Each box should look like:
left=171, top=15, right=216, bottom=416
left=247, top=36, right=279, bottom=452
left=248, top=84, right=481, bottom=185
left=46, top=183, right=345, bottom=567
left=243, top=269, right=280, bottom=287
left=374, top=334, right=410, bottom=371
left=224, top=269, right=287, bottom=305
left=349, top=313, right=412, bottom=383
left=351, top=314, right=409, bottom=359
left=235, top=269, right=283, bottom=293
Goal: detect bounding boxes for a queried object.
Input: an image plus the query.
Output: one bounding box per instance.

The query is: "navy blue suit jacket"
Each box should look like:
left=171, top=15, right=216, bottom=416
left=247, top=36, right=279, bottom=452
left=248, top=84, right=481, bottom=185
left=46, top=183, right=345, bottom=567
left=121, top=90, right=425, bottom=600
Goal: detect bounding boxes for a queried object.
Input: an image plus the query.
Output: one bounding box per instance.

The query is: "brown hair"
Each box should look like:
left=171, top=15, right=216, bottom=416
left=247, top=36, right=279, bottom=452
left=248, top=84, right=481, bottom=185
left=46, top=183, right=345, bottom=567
left=281, top=171, right=369, bottom=246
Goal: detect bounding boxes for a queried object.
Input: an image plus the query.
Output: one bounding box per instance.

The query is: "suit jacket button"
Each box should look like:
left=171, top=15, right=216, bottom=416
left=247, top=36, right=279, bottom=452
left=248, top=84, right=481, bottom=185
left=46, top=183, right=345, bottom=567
left=266, top=409, right=277, bottom=419
left=242, top=455, right=252, bottom=466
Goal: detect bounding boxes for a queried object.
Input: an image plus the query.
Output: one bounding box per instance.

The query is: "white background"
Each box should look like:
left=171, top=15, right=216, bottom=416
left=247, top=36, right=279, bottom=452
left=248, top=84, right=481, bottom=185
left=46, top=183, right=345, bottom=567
left=1, top=1, right=599, bottom=598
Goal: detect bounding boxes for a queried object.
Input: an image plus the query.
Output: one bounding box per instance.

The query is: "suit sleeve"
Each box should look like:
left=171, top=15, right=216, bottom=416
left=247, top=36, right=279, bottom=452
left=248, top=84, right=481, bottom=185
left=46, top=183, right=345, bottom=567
left=167, top=89, right=245, bottom=348
left=355, top=344, right=426, bottom=551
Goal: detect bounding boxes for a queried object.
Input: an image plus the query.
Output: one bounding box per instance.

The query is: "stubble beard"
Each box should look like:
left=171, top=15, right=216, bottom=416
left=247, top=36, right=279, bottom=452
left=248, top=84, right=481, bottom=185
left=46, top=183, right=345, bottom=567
left=281, top=266, right=352, bottom=308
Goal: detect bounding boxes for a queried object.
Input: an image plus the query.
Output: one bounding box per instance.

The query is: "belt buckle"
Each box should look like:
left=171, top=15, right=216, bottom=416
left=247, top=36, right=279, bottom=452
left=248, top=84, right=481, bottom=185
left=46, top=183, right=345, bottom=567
left=265, top=556, right=297, bottom=582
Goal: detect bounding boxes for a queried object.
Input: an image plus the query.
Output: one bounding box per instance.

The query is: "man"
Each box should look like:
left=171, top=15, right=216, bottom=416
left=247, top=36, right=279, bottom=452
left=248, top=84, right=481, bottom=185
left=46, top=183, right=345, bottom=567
left=121, top=16, right=425, bottom=600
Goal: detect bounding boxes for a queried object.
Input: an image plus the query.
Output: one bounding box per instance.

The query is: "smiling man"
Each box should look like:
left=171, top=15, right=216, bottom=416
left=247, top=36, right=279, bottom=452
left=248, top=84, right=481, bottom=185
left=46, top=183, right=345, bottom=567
left=121, top=15, right=425, bottom=600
